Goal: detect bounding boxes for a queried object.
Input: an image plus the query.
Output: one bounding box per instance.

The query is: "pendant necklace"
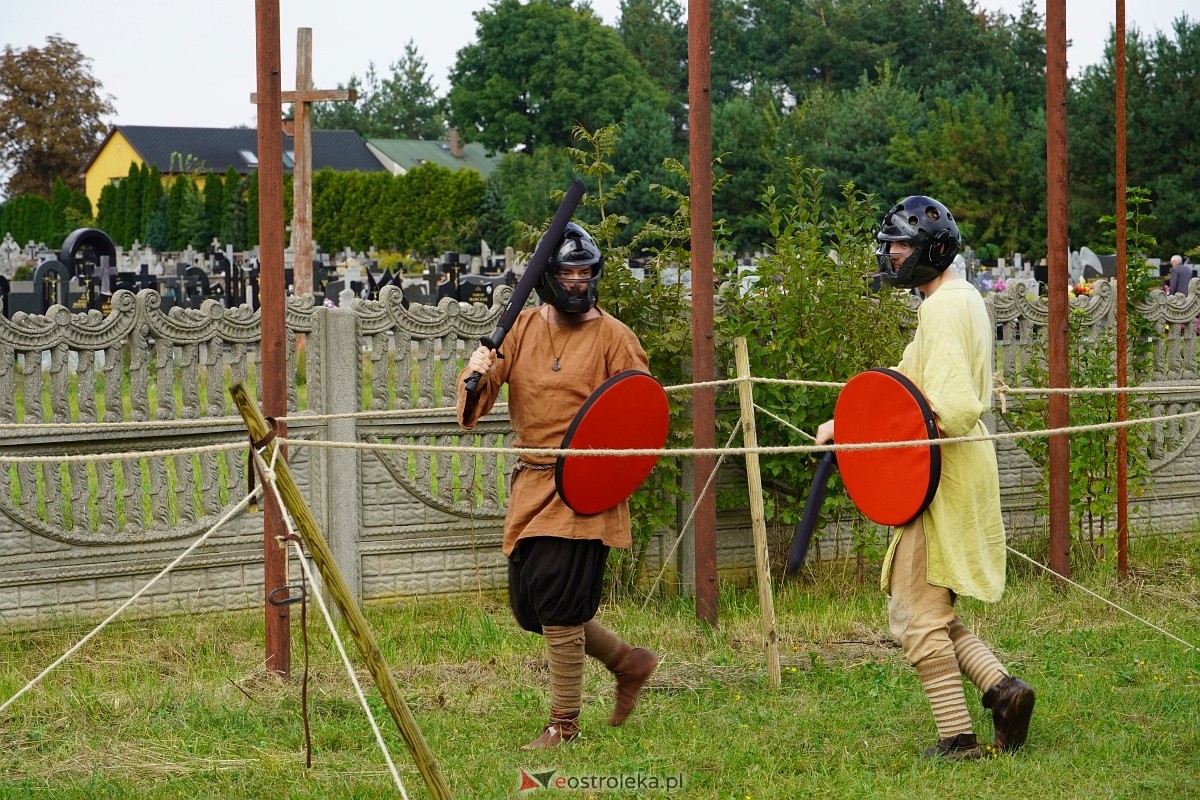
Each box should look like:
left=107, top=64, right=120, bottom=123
left=544, top=313, right=571, bottom=371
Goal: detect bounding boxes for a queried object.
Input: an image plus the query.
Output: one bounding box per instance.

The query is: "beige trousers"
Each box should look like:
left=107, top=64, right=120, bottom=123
left=886, top=516, right=957, bottom=666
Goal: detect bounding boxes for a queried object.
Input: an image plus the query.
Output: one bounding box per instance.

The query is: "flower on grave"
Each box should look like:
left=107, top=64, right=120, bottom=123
left=1072, top=280, right=1093, bottom=297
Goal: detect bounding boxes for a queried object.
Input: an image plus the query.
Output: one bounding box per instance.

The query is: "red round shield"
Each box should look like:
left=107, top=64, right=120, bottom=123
left=833, top=368, right=940, bottom=526
left=555, top=370, right=669, bottom=515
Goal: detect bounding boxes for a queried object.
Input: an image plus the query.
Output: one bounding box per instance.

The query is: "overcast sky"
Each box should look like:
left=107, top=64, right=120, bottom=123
left=3, top=0, right=1197, bottom=129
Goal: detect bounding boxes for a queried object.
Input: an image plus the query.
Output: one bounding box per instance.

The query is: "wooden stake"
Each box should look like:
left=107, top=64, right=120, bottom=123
left=230, top=382, right=453, bottom=799
left=734, top=337, right=781, bottom=688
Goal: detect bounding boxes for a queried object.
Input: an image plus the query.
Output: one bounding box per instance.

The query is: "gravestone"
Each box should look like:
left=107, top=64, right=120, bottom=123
left=0, top=233, right=19, bottom=278
left=59, top=228, right=117, bottom=279
left=458, top=273, right=508, bottom=305
left=181, top=265, right=211, bottom=309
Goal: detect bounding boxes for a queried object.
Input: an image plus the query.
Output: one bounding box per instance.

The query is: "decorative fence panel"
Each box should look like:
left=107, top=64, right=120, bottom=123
left=2, top=279, right=1200, bottom=629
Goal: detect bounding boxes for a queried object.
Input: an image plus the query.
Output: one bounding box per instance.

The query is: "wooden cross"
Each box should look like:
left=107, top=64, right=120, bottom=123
left=251, top=28, right=357, bottom=296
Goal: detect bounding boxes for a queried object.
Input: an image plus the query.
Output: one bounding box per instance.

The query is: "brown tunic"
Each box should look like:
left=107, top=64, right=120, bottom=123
left=457, top=306, right=650, bottom=556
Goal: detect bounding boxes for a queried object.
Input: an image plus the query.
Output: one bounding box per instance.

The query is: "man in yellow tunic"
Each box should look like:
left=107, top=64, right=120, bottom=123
left=457, top=222, right=657, bottom=750
left=817, top=196, right=1034, bottom=759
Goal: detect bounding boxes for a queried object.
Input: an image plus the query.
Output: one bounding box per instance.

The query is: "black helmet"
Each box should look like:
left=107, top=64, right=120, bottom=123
left=535, top=221, right=603, bottom=313
left=875, top=196, right=961, bottom=289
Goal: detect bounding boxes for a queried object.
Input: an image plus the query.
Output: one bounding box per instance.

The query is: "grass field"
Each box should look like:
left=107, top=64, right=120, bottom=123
left=1, top=536, right=1198, bottom=799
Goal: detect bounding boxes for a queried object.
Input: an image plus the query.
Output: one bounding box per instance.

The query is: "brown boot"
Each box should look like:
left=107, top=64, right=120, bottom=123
left=609, top=646, right=657, bottom=726
left=521, top=712, right=580, bottom=751
left=983, top=676, right=1035, bottom=752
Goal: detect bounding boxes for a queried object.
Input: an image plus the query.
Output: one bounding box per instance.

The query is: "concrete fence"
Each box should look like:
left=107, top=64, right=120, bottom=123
left=2, top=279, right=1200, bottom=629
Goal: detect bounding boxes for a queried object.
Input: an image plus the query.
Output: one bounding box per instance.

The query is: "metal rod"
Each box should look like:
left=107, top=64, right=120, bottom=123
left=1114, top=0, right=1129, bottom=579
left=254, top=0, right=291, bottom=675
left=1045, top=0, right=1071, bottom=579
left=688, top=0, right=718, bottom=625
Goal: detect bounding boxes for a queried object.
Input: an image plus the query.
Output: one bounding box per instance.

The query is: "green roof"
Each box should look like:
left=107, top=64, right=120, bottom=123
left=367, top=138, right=502, bottom=178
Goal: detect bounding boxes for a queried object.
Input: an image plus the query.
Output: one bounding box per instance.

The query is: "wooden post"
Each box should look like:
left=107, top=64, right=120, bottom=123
left=734, top=338, right=781, bottom=688
left=251, top=28, right=357, bottom=297
left=292, top=27, right=315, bottom=298
left=230, top=383, right=454, bottom=800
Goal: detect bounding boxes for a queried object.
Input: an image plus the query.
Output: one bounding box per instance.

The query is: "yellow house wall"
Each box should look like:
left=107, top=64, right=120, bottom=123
left=85, top=131, right=144, bottom=215
left=85, top=133, right=219, bottom=216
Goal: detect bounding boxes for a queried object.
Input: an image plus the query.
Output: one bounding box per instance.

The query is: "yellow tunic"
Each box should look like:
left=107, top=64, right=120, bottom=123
left=880, top=279, right=1007, bottom=603
left=457, top=306, right=650, bottom=557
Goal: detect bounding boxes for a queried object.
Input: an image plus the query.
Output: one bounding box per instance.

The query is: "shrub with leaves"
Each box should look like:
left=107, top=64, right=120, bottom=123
left=717, top=159, right=913, bottom=568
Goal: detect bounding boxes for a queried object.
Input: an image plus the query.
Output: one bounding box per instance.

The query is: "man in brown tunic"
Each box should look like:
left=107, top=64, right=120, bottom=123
left=457, top=222, right=657, bottom=750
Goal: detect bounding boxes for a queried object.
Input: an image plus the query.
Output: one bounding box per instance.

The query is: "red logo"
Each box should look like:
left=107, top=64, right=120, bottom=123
left=517, top=768, right=558, bottom=793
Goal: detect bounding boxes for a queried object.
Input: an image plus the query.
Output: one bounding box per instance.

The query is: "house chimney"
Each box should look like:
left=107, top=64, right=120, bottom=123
left=450, top=129, right=465, bottom=158
left=282, top=117, right=295, bottom=137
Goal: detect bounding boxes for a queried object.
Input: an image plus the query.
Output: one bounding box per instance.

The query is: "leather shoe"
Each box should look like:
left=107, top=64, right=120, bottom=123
left=921, top=732, right=984, bottom=760
left=521, top=715, right=580, bottom=750
left=983, top=675, right=1035, bottom=752
left=609, top=646, right=657, bottom=726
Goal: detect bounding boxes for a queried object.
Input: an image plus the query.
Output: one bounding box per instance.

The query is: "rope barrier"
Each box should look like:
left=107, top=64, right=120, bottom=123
left=1005, top=545, right=1200, bottom=653
left=3, top=371, right=1195, bottom=437
left=0, top=441, right=247, bottom=464
left=265, top=402, right=1200, bottom=461
left=3, top=393, right=1194, bottom=465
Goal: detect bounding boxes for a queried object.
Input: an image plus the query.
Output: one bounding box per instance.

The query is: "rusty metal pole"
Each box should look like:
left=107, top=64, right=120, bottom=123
left=254, top=0, right=290, bottom=676
left=1114, top=0, right=1130, bottom=580
left=1046, top=0, right=1071, bottom=579
left=688, top=0, right=718, bottom=625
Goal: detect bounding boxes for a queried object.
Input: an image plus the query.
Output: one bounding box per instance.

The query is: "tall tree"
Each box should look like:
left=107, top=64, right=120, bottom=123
left=782, top=64, right=923, bottom=202
left=756, top=0, right=895, bottom=100
left=48, top=178, right=93, bottom=248
left=448, top=0, right=664, bottom=154
left=0, top=36, right=114, bottom=199
left=712, top=88, right=788, bottom=255
left=200, top=171, right=225, bottom=249
left=609, top=101, right=685, bottom=244
left=140, top=165, right=165, bottom=247
left=1071, top=17, right=1200, bottom=255
left=617, top=0, right=688, bottom=133
left=311, top=40, right=447, bottom=139
left=487, top=147, right=575, bottom=245
left=119, top=163, right=145, bottom=248
left=220, top=166, right=248, bottom=251
left=888, top=89, right=1045, bottom=258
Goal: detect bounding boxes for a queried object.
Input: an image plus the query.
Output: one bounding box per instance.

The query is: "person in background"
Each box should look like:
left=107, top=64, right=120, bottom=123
left=1167, top=254, right=1191, bottom=296
left=456, top=222, right=657, bottom=750
left=815, top=196, right=1035, bottom=760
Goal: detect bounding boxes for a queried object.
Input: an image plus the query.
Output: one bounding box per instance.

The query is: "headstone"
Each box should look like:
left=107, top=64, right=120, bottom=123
left=1078, top=246, right=1104, bottom=279
left=402, top=281, right=430, bottom=306
left=458, top=274, right=506, bottom=305
left=0, top=233, right=19, bottom=278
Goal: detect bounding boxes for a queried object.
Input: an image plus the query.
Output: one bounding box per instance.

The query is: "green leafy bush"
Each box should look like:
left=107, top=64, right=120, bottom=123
left=716, top=159, right=914, bottom=566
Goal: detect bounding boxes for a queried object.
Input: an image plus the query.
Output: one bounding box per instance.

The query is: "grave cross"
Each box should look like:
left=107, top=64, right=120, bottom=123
left=251, top=27, right=357, bottom=297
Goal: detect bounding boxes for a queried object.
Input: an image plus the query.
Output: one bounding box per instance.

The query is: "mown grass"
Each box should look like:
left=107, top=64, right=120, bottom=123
left=1, top=536, right=1198, bottom=799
